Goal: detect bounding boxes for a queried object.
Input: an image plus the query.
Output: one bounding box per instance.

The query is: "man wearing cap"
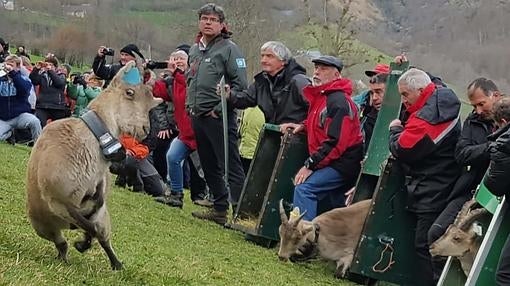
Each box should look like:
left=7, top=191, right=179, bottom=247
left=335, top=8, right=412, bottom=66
left=280, top=55, right=363, bottom=221
left=92, top=43, right=144, bottom=87
left=186, top=3, right=248, bottom=225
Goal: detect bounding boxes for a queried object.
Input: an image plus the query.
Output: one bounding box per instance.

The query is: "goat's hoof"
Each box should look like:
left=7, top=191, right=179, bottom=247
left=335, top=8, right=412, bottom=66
left=74, top=240, right=92, bottom=253
left=111, top=260, right=123, bottom=271
left=56, top=254, right=69, bottom=264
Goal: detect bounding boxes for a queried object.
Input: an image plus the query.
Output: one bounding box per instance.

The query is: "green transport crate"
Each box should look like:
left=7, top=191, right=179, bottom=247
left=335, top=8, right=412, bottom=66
left=231, top=123, right=309, bottom=247
left=349, top=62, right=430, bottom=285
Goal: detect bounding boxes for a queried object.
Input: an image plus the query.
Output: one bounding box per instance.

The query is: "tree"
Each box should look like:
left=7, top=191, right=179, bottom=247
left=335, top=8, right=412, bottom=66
left=301, top=0, right=382, bottom=68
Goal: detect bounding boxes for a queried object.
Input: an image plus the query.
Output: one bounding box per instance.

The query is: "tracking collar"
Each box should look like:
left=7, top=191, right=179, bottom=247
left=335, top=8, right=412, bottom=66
left=81, top=110, right=125, bottom=162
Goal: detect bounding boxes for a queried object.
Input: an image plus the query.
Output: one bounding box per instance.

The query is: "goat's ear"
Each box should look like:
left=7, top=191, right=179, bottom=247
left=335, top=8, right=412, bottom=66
left=471, top=222, right=483, bottom=237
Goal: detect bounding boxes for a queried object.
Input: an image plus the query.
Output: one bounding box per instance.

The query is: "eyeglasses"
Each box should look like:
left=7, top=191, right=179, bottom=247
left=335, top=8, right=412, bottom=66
left=200, top=16, right=220, bottom=23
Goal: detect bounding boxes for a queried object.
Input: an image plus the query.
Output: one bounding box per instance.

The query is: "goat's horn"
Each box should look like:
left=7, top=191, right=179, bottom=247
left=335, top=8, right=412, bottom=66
left=453, top=199, right=478, bottom=226
left=459, top=208, right=489, bottom=231
left=279, top=199, right=288, bottom=224
left=292, top=210, right=307, bottom=227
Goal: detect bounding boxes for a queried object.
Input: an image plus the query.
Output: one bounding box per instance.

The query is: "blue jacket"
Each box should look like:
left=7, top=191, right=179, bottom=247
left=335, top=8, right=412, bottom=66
left=0, top=70, right=32, bottom=120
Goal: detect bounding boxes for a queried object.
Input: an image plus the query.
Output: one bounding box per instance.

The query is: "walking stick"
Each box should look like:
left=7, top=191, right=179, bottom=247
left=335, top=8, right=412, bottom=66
left=219, top=76, right=230, bottom=196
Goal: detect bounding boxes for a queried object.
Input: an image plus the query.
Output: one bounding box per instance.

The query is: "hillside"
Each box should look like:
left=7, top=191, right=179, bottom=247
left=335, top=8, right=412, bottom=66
left=1, top=0, right=508, bottom=90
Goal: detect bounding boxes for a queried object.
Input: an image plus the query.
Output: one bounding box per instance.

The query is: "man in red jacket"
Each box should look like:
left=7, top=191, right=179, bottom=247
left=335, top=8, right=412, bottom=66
left=280, top=55, right=363, bottom=221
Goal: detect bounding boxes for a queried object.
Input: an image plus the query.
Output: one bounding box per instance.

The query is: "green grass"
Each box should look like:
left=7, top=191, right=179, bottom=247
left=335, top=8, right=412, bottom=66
left=0, top=143, right=354, bottom=285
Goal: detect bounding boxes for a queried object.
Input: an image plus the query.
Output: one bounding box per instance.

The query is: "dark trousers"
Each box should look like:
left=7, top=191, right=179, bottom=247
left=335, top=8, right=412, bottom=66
left=497, top=233, right=510, bottom=285
left=152, top=138, right=172, bottom=182
left=188, top=156, right=207, bottom=201
left=112, top=155, right=164, bottom=197
left=35, top=108, right=68, bottom=128
left=412, top=211, right=444, bottom=286
left=191, top=113, right=245, bottom=212
left=240, top=157, right=252, bottom=176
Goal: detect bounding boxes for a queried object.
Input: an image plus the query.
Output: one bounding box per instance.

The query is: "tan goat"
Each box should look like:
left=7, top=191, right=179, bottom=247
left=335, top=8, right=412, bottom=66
left=429, top=199, right=489, bottom=276
left=26, top=61, right=161, bottom=270
left=278, top=199, right=372, bottom=278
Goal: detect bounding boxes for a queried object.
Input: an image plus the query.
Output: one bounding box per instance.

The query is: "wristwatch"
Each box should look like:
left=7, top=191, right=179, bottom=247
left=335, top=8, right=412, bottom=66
left=304, top=158, right=313, bottom=169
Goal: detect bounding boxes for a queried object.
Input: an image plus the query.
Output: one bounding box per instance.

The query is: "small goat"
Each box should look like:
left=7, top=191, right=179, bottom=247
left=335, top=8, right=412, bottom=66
left=429, top=199, right=489, bottom=276
left=26, top=61, right=161, bottom=270
left=278, top=199, right=372, bottom=278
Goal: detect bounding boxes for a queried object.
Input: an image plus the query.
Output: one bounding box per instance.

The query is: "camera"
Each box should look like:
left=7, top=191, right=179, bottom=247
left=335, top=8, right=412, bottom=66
left=103, top=47, right=115, bottom=56
left=145, top=60, right=168, bottom=70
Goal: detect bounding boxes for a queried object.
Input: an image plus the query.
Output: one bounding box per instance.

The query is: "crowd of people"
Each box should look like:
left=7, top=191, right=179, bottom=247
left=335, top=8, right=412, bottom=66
left=2, top=2, right=510, bottom=285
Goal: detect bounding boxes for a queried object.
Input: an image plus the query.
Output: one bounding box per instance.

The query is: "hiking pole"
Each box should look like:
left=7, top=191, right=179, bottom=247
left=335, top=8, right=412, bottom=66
left=219, top=76, right=230, bottom=197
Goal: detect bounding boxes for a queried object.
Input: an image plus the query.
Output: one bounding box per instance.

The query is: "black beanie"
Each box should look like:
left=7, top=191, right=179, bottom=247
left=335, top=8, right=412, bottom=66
left=176, top=44, right=191, bottom=55
left=120, top=44, right=144, bottom=59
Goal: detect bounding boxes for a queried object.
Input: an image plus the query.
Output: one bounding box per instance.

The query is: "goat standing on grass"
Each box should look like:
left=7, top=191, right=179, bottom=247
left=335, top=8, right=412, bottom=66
left=429, top=199, right=489, bottom=276
left=26, top=61, right=161, bottom=270
left=278, top=199, right=371, bottom=278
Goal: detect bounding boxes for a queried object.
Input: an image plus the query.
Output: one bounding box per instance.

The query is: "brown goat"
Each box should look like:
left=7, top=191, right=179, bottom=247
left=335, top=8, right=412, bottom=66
left=26, top=61, right=161, bottom=270
left=278, top=199, right=372, bottom=278
left=429, top=199, right=489, bottom=276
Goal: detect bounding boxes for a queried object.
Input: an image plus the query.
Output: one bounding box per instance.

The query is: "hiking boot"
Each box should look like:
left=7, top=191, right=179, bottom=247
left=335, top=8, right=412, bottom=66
left=114, top=175, right=126, bottom=188
left=155, top=191, right=184, bottom=208
left=132, top=185, right=144, bottom=193
left=192, top=209, right=227, bottom=225
left=193, top=198, right=214, bottom=208
left=6, top=131, right=16, bottom=145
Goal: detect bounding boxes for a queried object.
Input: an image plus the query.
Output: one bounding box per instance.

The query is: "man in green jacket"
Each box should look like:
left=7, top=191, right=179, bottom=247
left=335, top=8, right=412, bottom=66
left=187, top=3, right=248, bottom=225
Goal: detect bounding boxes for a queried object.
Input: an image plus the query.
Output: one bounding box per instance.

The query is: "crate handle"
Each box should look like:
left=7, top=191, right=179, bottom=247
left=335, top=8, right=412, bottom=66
left=372, top=236, right=396, bottom=273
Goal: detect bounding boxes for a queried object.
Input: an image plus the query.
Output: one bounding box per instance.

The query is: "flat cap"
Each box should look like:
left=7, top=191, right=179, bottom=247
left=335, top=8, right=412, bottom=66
left=312, top=55, right=343, bottom=72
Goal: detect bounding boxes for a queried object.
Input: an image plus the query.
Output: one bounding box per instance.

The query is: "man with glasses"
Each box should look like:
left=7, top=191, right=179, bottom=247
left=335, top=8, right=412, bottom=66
left=186, top=3, right=248, bottom=225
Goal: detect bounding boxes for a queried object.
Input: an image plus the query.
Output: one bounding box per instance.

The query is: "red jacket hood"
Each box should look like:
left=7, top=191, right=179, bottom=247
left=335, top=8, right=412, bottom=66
left=303, top=78, right=353, bottom=101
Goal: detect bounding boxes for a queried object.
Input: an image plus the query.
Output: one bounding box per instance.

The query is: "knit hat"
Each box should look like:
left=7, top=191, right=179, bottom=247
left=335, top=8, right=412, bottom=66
left=176, top=44, right=190, bottom=55
left=120, top=44, right=144, bottom=59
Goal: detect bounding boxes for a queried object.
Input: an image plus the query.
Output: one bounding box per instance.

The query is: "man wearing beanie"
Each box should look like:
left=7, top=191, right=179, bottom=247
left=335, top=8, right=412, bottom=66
left=92, top=43, right=144, bottom=87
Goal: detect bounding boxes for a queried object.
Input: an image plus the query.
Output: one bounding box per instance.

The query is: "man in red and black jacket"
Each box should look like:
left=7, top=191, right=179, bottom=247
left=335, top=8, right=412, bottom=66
left=280, top=55, right=363, bottom=221
left=389, top=68, right=462, bottom=286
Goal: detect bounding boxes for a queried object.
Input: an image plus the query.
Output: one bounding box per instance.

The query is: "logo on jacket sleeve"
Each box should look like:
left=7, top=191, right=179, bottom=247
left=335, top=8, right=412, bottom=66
left=236, top=58, right=247, bottom=68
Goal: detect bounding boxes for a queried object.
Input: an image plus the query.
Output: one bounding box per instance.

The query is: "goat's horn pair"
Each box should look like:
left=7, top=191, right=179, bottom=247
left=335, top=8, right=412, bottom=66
left=459, top=208, right=489, bottom=231
left=453, top=199, right=478, bottom=226
left=279, top=199, right=307, bottom=226
left=279, top=199, right=288, bottom=224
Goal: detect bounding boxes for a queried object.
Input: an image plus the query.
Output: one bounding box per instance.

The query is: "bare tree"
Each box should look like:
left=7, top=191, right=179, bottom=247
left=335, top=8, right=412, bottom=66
left=301, top=0, right=378, bottom=68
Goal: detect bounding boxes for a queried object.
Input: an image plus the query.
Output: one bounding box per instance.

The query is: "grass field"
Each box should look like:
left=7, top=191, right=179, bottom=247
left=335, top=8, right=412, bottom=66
left=0, top=143, right=354, bottom=285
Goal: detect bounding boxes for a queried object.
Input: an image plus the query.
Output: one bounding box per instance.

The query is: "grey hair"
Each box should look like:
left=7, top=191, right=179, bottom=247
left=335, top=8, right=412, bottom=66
left=397, top=68, right=432, bottom=90
left=260, top=41, right=292, bottom=62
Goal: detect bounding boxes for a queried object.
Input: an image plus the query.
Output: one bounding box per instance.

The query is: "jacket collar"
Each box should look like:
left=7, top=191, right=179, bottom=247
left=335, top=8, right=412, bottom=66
left=303, top=78, right=353, bottom=100
left=406, top=83, right=436, bottom=114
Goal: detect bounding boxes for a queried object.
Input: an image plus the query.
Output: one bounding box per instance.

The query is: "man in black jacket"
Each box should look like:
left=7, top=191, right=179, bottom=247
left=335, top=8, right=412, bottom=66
left=484, top=97, right=510, bottom=285
left=92, top=44, right=144, bottom=87
left=389, top=68, right=462, bottom=286
left=226, top=41, right=310, bottom=124
left=428, top=78, right=501, bottom=243
left=30, top=55, right=67, bottom=127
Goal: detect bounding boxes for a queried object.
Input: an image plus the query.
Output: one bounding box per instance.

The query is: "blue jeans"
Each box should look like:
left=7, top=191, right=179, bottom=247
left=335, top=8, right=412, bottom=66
left=0, top=112, right=42, bottom=142
left=293, top=167, right=348, bottom=221
left=166, top=138, right=192, bottom=193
